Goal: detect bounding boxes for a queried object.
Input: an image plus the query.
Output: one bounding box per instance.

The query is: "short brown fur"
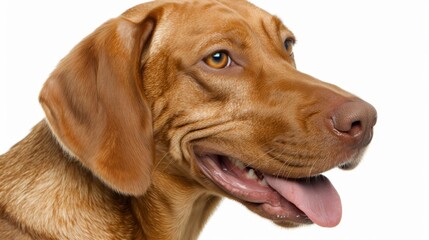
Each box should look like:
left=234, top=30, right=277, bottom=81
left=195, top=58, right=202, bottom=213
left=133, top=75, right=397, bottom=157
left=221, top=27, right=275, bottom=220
left=1, top=0, right=375, bottom=239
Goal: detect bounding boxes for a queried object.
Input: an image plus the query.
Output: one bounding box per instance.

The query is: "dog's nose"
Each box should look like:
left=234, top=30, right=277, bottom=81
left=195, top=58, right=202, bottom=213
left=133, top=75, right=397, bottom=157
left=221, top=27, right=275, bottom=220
left=330, top=100, right=377, bottom=146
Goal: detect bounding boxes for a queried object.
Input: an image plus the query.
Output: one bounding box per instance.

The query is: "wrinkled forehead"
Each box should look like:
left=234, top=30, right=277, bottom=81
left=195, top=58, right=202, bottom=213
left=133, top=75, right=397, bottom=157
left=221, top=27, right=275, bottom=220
left=124, top=0, right=294, bottom=50
left=172, top=0, right=293, bottom=37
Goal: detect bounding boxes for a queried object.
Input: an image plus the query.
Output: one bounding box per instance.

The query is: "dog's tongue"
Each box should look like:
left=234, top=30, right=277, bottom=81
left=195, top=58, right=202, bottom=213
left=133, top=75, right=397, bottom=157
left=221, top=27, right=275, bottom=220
left=265, top=175, right=342, bottom=227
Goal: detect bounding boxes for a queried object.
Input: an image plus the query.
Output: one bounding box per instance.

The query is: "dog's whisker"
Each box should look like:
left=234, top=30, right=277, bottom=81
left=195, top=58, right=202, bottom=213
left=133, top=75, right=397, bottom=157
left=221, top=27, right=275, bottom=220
left=161, top=156, right=176, bottom=172
left=153, top=151, right=170, bottom=171
left=307, top=158, right=318, bottom=178
left=273, top=147, right=288, bottom=178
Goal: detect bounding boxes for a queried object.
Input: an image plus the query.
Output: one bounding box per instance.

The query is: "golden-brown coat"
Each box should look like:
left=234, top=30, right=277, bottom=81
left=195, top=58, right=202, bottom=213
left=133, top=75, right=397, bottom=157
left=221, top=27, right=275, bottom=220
left=1, top=0, right=376, bottom=239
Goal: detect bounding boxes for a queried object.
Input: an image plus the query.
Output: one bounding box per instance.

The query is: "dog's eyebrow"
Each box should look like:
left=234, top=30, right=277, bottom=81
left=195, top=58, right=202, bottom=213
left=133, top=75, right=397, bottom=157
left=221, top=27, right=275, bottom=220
left=271, top=16, right=284, bottom=33
left=271, top=16, right=296, bottom=41
left=196, top=28, right=250, bottom=54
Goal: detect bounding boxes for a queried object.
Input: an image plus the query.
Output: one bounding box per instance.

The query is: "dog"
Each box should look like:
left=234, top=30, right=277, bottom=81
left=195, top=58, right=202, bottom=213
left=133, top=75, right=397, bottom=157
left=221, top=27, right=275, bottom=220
left=0, top=0, right=377, bottom=239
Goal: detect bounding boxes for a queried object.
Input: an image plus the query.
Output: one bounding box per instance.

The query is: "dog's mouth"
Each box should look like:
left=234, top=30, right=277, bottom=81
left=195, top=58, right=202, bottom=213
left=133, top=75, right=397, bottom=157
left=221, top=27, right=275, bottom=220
left=194, top=149, right=342, bottom=228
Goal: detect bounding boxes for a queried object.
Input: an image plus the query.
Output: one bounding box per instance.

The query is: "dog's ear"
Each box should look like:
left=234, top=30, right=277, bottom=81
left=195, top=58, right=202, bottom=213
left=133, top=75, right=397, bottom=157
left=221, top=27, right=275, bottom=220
left=39, top=8, right=162, bottom=196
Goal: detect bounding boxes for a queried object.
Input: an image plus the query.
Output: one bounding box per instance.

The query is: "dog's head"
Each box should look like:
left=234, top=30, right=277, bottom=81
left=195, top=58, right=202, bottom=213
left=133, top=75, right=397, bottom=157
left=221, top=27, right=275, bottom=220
left=39, top=0, right=376, bottom=228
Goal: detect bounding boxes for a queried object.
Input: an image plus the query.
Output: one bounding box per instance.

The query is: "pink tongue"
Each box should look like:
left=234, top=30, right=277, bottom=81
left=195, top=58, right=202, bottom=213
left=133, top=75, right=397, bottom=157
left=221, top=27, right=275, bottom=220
left=265, top=175, right=342, bottom=227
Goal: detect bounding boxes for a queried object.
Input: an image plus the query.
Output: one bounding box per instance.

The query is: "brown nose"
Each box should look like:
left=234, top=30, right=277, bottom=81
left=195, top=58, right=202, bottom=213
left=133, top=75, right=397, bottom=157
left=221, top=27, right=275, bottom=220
left=331, top=100, right=377, bottom=146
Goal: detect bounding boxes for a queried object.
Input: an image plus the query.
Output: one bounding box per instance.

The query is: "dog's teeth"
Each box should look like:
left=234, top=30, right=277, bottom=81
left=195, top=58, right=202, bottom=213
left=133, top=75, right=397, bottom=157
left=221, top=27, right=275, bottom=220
left=232, top=158, right=246, bottom=170
left=246, top=168, right=258, bottom=180
left=259, top=178, right=268, bottom=186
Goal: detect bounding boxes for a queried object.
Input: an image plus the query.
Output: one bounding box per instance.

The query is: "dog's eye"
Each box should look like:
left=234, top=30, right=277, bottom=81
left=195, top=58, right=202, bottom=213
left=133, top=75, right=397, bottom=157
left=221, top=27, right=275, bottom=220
left=204, top=51, right=232, bottom=69
left=284, top=38, right=295, bottom=56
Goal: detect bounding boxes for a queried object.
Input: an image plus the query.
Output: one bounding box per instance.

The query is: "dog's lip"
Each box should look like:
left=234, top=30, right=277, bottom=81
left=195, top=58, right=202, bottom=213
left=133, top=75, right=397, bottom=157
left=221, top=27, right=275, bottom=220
left=195, top=152, right=277, bottom=203
left=193, top=147, right=343, bottom=227
left=194, top=150, right=312, bottom=225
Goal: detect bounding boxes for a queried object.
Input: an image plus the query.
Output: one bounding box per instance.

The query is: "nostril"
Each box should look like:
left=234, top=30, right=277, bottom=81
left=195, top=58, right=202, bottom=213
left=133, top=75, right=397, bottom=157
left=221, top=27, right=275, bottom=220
left=332, top=112, right=362, bottom=130
left=349, top=120, right=363, bottom=137
left=332, top=116, right=363, bottom=136
left=351, top=120, right=361, bottom=129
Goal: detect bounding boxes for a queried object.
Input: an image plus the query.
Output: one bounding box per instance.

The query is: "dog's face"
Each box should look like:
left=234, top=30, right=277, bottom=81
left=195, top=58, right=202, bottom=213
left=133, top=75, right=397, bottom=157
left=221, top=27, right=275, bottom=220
left=138, top=0, right=377, bottom=228
left=39, top=0, right=376, bottom=229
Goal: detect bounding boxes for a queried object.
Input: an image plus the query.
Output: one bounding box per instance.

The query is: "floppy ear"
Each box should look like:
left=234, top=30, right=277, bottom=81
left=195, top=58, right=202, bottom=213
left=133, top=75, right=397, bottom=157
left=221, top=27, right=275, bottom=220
left=39, top=12, right=159, bottom=195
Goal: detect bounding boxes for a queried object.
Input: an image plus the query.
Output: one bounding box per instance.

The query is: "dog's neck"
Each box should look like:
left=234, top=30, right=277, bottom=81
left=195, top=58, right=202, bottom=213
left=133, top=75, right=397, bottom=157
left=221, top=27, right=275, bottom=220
left=131, top=155, right=221, bottom=240
left=0, top=120, right=220, bottom=239
left=0, top=121, right=139, bottom=239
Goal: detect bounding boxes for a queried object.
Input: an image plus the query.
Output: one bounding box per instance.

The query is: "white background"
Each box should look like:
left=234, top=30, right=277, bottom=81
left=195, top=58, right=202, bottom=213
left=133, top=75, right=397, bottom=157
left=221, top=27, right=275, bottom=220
left=1, top=1, right=428, bottom=239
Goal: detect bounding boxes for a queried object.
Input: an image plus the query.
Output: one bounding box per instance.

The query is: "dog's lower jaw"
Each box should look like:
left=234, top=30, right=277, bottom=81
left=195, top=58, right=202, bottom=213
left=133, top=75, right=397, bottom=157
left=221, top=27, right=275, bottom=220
left=131, top=170, right=221, bottom=240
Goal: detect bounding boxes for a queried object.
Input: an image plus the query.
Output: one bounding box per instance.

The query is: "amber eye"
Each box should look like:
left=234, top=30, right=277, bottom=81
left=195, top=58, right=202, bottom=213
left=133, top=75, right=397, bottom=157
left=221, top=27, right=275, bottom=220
left=204, top=51, right=232, bottom=69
